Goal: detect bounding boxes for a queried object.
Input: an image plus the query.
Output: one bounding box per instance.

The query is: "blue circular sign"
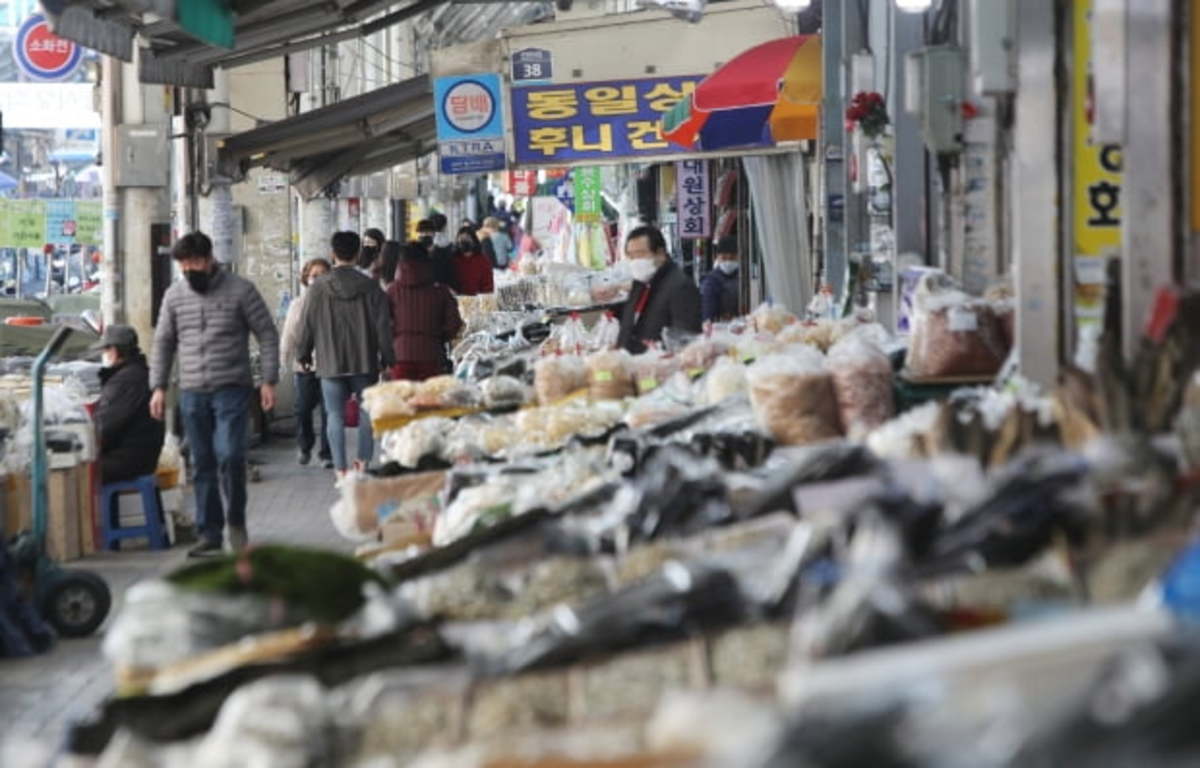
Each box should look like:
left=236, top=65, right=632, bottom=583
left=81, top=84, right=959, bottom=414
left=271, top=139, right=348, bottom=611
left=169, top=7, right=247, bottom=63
left=14, top=14, right=83, bottom=82
left=440, top=79, right=497, bottom=135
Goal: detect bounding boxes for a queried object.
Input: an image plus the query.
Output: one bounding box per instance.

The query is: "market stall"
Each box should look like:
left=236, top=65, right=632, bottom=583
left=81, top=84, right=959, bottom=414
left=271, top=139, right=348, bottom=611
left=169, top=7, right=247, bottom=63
left=61, top=268, right=1200, bottom=766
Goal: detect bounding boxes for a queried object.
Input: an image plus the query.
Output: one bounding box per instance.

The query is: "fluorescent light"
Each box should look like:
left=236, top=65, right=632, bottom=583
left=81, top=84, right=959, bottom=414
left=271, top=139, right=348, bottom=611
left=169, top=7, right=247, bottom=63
left=773, top=0, right=813, bottom=11
left=896, top=0, right=933, bottom=12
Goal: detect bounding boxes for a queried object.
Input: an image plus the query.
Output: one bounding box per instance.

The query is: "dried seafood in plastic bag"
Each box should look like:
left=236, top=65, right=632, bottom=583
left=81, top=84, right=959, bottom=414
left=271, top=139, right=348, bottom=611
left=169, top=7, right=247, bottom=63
left=828, top=334, right=895, bottom=438
left=751, top=302, right=799, bottom=335
left=481, top=375, right=532, bottom=410
left=632, top=347, right=682, bottom=394
left=747, top=347, right=842, bottom=445
left=704, top=356, right=748, bottom=405
left=906, top=275, right=1009, bottom=378
left=361, top=380, right=418, bottom=421
left=587, top=348, right=636, bottom=401
left=534, top=354, right=588, bottom=404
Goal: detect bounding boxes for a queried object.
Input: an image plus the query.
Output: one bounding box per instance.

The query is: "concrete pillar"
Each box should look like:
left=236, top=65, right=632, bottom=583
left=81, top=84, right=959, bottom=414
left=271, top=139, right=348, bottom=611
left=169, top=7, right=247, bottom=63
left=201, top=68, right=237, bottom=265
left=116, top=53, right=171, bottom=347
left=301, top=197, right=334, bottom=261
left=100, top=55, right=122, bottom=326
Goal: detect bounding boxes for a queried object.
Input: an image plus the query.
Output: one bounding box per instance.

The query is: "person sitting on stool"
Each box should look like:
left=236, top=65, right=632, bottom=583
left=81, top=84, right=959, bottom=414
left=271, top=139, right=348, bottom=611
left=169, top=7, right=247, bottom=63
left=94, top=325, right=165, bottom=484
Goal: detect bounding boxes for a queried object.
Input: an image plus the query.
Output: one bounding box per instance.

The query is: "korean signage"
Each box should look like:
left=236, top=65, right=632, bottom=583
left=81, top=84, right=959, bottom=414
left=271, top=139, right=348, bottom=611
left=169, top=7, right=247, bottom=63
left=14, top=14, right=83, bottom=81
left=676, top=159, right=710, bottom=239
left=1072, top=0, right=1123, bottom=332
left=574, top=167, right=603, bottom=223
left=507, top=170, right=538, bottom=197
left=434, top=73, right=506, bottom=175
left=510, top=75, right=703, bottom=167
left=0, top=199, right=101, bottom=248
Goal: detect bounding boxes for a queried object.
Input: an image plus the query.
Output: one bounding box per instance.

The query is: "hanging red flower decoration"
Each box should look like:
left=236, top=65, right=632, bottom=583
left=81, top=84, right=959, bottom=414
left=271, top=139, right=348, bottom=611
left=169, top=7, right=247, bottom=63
left=845, top=91, right=889, bottom=139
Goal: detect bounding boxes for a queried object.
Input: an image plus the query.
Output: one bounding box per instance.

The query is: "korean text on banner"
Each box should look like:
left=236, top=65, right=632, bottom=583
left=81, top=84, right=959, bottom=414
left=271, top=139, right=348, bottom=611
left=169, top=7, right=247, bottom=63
left=45, top=199, right=76, bottom=245
left=8, top=200, right=46, bottom=249
left=74, top=201, right=101, bottom=246
left=574, top=168, right=603, bottom=223
left=1072, top=0, right=1122, bottom=329
left=676, top=159, right=710, bottom=239
left=435, top=73, right=506, bottom=175
left=511, top=76, right=703, bottom=167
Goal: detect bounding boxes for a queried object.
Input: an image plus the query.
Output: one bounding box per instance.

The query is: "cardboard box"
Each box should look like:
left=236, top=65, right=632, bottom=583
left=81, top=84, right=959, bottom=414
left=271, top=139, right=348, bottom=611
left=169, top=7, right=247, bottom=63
left=3, top=473, right=31, bottom=538
left=77, top=461, right=98, bottom=556
left=47, top=463, right=82, bottom=562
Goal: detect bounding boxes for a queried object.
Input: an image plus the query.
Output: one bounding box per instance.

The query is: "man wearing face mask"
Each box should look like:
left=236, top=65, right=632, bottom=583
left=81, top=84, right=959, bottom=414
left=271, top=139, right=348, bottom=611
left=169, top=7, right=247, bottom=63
left=700, top=236, right=743, bottom=323
left=94, top=325, right=165, bottom=485
left=150, top=232, right=281, bottom=557
left=617, top=225, right=702, bottom=354
left=418, top=217, right=456, bottom=289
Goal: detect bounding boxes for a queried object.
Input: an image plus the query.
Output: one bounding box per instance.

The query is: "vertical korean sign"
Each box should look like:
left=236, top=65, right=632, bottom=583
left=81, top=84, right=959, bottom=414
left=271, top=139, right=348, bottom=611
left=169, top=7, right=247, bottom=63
left=676, top=159, right=710, bottom=239
left=574, top=167, right=603, bottom=223
left=435, top=73, right=506, bottom=175
left=1072, top=0, right=1123, bottom=339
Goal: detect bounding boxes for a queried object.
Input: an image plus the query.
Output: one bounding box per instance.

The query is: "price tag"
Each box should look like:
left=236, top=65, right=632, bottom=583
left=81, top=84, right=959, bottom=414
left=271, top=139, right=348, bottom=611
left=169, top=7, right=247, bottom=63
left=947, top=306, right=979, bottom=332
left=593, top=370, right=614, bottom=383
left=639, top=377, right=658, bottom=391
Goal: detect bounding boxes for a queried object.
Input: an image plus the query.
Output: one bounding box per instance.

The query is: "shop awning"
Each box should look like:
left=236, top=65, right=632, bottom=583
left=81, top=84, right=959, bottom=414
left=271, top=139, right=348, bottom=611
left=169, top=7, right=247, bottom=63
left=218, top=74, right=435, bottom=198
left=663, top=35, right=822, bottom=152
left=41, top=0, right=444, bottom=88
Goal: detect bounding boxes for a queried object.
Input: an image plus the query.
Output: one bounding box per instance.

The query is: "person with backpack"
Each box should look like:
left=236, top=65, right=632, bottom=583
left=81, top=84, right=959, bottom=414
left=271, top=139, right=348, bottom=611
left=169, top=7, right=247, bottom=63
left=481, top=216, right=514, bottom=270
left=296, top=231, right=394, bottom=475
left=387, top=243, right=464, bottom=381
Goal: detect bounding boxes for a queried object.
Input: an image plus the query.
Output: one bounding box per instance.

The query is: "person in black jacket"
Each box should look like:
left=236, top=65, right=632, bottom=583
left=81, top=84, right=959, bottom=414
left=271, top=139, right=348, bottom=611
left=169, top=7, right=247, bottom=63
left=700, top=236, right=743, bottom=323
left=94, top=325, right=165, bottom=484
left=617, top=225, right=702, bottom=354
left=418, top=216, right=457, bottom=290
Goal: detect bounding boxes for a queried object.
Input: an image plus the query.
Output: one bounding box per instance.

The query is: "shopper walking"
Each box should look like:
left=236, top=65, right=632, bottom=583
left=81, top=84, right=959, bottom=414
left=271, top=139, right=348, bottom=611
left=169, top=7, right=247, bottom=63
left=372, top=241, right=402, bottom=290
left=359, top=227, right=386, bottom=272
left=617, top=225, right=702, bottom=354
left=452, top=227, right=494, bottom=296
left=150, top=232, right=280, bottom=557
left=700, top=236, right=743, bottom=323
left=95, top=325, right=164, bottom=484
left=481, top=216, right=514, bottom=270
left=387, top=243, right=464, bottom=381
left=296, top=231, right=394, bottom=474
left=418, top=217, right=456, bottom=289
left=280, top=257, right=333, bottom=468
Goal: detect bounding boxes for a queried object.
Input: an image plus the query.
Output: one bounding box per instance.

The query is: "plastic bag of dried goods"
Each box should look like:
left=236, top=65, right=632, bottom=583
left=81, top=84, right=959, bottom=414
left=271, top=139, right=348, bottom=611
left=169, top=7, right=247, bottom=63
left=750, top=302, right=799, bottom=335
left=481, top=375, right=533, bottom=410
left=906, top=274, right=1008, bottom=378
left=747, top=347, right=842, bottom=445
left=678, top=331, right=735, bottom=374
left=703, top=356, right=748, bottom=405
left=587, top=348, right=636, bottom=401
left=590, top=311, right=621, bottom=351
left=361, top=380, right=418, bottom=420
left=777, top=320, right=836, bottom=352
left=626, top=372, right=696, bottom=430
left=381, top=417, right=454, bottom=469
left=827, top=334, right=895, bottom=439
left=631, top=346, right=681, bottom=395
left=534, top=354, right=588, bottom=405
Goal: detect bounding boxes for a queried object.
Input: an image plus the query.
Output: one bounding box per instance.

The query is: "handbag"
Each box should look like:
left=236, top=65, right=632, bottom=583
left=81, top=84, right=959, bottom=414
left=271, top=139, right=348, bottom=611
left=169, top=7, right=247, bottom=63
left=344, top=395, right=360, bottom=428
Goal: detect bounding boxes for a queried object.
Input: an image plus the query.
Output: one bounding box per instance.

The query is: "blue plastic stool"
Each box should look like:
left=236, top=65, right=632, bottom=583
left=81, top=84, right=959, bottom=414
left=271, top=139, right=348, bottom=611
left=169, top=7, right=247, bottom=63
left=100, top=475, right=170, bottom=551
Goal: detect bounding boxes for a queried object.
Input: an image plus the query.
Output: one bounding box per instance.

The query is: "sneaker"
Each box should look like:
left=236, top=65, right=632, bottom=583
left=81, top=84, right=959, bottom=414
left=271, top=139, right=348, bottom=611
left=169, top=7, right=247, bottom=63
left=228, top=526, right=249, bottom=554
left=298, top=450, right=311, bottom=466
left=187, top=540, right=224, bottom=559
left=322, top=459, right=335, bottom=469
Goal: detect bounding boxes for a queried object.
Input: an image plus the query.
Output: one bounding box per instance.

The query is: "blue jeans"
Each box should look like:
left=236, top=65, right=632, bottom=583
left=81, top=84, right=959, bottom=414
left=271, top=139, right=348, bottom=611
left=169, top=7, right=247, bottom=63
left=294, top=372, right=331, bottom=459
left=180, top=387, right=253, bottom=546
left=321, top=374, right=377, bottom=471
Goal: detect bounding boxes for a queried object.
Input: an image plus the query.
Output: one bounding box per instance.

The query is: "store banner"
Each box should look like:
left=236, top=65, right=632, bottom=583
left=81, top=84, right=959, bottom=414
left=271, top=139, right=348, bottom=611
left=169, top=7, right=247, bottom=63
left=676, top=159, right=710, bottom=239
left=510, top=75, right=703, bottom=167
left=508, top=170, right=538, bottom=197
left=574, top=167, right=603, bottom=223
left=434, top=73, right=506, bottom=175
left=0, top=199, right=101, bottom=248
left=1072, top=0, right=1123, bottom=333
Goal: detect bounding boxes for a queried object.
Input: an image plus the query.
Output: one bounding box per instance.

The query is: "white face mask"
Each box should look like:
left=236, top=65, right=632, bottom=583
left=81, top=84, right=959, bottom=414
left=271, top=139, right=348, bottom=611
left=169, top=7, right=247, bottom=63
left=433, top=232, right=451, bottom=248
left=717, top=260, right=739, bottom=275
left=628, top=257, right=659, bottom=283
left=102, top=350, right=117, bottom=368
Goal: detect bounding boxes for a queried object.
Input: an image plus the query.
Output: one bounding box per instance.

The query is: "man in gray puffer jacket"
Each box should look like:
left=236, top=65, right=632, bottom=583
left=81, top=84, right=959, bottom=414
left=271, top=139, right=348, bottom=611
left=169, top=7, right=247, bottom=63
left=150, top=232, right=280, bottom=558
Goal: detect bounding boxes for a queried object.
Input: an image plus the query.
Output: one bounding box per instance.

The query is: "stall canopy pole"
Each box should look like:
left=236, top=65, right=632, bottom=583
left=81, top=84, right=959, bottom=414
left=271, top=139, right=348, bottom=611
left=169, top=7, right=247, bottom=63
left=1121, top=0, right=1178, bottom=361
left=822, top=0, right=846, bottom=300
left=1012, top=0, right=1061, bottom=386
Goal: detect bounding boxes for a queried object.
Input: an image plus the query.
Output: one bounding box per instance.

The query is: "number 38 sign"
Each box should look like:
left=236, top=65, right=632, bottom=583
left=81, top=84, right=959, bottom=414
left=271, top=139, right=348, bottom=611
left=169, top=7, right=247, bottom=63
left=512, top=49, right=553, bottom=85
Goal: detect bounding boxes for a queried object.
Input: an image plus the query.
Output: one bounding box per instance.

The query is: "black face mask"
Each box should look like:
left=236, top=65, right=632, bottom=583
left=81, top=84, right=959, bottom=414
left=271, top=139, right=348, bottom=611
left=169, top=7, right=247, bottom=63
left=185, top=269, right=212, bottom=293
left=419, top=235, right=434, bottom=247
left=457, top=241, right=474, bottom=251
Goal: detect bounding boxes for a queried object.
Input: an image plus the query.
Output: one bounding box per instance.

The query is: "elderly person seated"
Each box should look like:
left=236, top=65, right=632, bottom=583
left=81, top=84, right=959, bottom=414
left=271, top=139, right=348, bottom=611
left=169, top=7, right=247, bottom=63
left=94, top=325, right=165, bottom=483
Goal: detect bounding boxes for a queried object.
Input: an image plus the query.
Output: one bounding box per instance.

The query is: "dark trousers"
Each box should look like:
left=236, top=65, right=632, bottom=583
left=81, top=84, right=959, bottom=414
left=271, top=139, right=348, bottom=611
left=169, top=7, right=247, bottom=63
left=180, top=387, right=252, bottom=546
left=294, top=371, right=331, bottom=459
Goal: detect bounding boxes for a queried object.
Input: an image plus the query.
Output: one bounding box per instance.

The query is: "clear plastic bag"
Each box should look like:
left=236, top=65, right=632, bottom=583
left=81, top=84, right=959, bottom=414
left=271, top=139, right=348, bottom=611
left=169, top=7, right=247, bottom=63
left=380, top=417, right=454, bottom=468
left=907, top=275, right=1009, bottom=378
left=631, top=347, right=682, bottom=395
left=747, top=347, right=842, bottom=445
left=679, top=332, right=735, bottom=373
left=586, top=348, right=636, bottom=401
left=589, top=312, right=621, bottom=351
left=827, top=334, right=895, bottom=439
left=481, top=375, right=532, bottom=410
left=703, top=356, right=748, bottom=405
left=626, top=372, right=696, bottom=430
left=751, top=302, right=799, bottom=335
left=534, top=354, right=588, bottom=405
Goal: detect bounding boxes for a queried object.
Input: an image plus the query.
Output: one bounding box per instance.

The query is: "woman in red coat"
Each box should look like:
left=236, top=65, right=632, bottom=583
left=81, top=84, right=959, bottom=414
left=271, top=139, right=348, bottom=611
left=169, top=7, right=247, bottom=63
left=452, top=227, right=494, bottom=296
left=387, top=243, right=465, bottom=381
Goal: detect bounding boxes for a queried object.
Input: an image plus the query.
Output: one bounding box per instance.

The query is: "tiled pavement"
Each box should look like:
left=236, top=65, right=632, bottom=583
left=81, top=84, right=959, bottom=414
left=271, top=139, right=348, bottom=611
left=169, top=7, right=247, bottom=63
left=0, top=438, right=353, bottom=753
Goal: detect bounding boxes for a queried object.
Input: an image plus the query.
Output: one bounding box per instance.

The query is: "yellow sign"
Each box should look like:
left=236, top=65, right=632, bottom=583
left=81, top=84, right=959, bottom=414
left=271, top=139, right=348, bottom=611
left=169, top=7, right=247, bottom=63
left=1072, top=0, right=1123, bottom=327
